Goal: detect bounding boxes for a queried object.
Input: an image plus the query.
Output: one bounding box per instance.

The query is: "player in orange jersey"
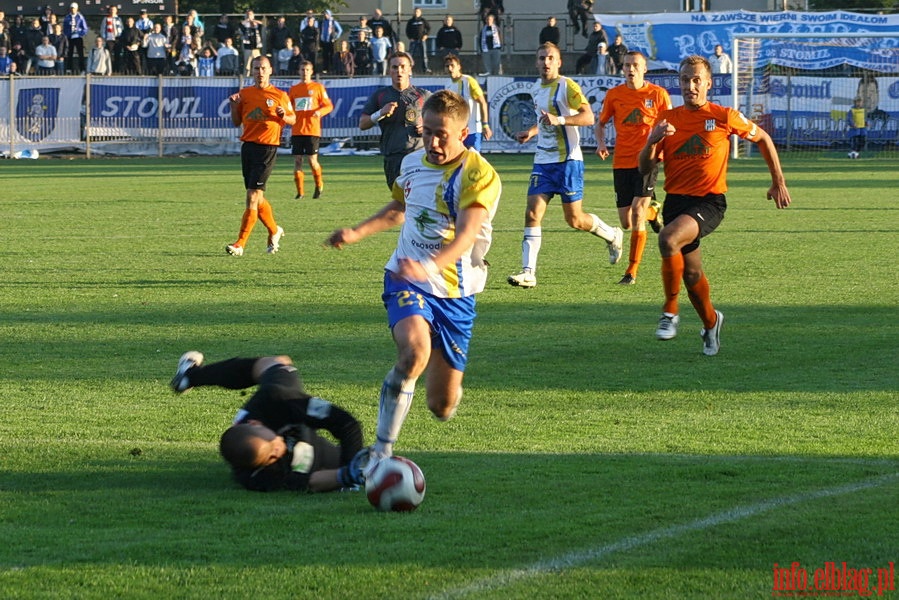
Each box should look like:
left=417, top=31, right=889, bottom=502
left=288, top=60, right=334, bottom=199
left=226, top=55, right=296, bottom=257
left=639, top=55, right=791, bottom=356
left=596, top=51, right=672, bottom=285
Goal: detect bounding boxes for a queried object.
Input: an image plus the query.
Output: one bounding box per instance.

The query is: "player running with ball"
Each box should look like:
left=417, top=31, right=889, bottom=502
left=326, top=90, right=501, bottom=470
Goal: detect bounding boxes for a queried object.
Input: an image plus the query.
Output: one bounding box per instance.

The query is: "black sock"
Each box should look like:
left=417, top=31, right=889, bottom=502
left=187, top=357, right=258, bottom=390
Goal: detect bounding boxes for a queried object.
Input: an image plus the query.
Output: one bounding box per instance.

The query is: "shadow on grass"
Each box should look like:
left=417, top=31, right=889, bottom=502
left=0, top=451, right=896, bottom=572
left=2, top=301, right=894, bottom=394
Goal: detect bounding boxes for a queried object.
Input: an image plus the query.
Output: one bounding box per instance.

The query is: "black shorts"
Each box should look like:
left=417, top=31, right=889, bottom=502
left=254, top=363, right=306, bottom=404
left=662, top=193, right=727, bottom=254
left=291, top=135, right=320, bottom=156
left=383, top=154, right=404, bottom=189
left=241, top=142, right=278, bottom=191
left=613, top=166, right=658, bottom=208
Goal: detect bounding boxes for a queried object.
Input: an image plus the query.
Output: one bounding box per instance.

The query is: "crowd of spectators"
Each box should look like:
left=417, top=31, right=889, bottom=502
left=0, top=3, right=634, bottom=79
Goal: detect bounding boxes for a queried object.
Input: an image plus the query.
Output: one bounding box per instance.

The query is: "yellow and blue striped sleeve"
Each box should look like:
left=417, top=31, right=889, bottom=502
left=565, top=78, right=587, bottom=111
left=458, top=153, right=500, bottom=212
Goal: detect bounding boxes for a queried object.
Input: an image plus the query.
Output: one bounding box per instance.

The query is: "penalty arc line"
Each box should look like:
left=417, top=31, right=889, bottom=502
left=430, top=471, right=899, bottom=600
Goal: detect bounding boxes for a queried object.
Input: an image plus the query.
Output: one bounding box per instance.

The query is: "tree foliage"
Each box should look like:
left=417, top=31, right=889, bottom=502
left=808, top=0, right=897, bottom=12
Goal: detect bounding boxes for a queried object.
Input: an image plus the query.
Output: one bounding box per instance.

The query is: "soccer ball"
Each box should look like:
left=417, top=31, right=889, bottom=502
left=365, top=456, right=426, bottom=512
left=848, top=151, right=860, bottom=159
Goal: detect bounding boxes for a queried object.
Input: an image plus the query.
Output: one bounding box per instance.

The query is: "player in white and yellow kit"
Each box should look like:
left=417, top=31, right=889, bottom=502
left=444, top=54, right=492, bottom=151
left=326, top=90, right=501, bottom=467
left=508, top=42, right=622, bottom=289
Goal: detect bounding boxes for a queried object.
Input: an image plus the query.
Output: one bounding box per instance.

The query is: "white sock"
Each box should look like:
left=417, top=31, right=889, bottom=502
left=522, top=226, right=542, bottom=272
left=589, top=213, right=616, bottom=242
left=374, top=367, right=417, bottom=457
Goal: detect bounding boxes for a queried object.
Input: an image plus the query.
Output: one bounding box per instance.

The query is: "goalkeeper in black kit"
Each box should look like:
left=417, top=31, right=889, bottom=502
left=170, top=351, right=369, bottom=493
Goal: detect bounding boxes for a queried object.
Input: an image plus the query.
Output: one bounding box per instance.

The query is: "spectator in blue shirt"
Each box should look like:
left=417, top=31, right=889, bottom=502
left=370, top=25, right=392, bottom=75
left=63, top=2, right=88, bottom=73
left=319, top=9, right=342, bottom=74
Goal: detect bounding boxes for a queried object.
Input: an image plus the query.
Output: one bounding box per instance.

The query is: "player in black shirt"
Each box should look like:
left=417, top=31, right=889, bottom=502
left=170, top=351, right=367, bottom=493
left=360, top=51, right=431, bottom=188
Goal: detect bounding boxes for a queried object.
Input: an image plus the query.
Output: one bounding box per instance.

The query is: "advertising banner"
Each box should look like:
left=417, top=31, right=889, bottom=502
left=595, top=10, right=899, bottom=72
left=0, top=77, right=83, bottom=150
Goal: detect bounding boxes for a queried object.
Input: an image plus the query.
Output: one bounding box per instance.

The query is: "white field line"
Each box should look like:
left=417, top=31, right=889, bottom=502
left=430, top=471, right=899, bottom=600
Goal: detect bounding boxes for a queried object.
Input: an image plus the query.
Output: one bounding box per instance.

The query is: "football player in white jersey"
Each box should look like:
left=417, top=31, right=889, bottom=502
left=508, top=42, right=623, bottom=289
left=326, top=90, right=501, bottom=471
left=444, top=54, right=492, bottom=151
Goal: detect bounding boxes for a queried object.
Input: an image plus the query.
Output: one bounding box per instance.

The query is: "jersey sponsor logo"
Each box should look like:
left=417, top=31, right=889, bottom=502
left=622, top=108, right=644, bottom=126
left=414, top=209, right=442, bottom=240
left=673, top=134, right=711, bottom=157
left=247, top=107, right=265, bottom=121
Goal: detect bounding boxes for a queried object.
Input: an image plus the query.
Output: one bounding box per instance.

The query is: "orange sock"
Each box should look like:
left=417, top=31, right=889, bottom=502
left=661, top=253, right=684, bottom=314
left=626, top=230, right=647, bottom=278
left=311, top=165, right=323, bottom=188
left=235, top=208, right=258, bottom=247
left=687, top=273, right=717, bottom=329
left=294, top=171, right=304, bottom=197
left=257, top=199, right=277, bottom=235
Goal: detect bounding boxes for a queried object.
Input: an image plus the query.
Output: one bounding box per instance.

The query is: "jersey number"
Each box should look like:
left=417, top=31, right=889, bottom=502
left=395, top=290, right=425, bottom=309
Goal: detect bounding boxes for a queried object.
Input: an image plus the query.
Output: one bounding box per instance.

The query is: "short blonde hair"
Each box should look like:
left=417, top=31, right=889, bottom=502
left=423, top=90, right=470, bottom=125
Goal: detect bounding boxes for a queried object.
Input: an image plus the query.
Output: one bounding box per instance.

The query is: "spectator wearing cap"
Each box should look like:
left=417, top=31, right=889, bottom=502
left=63, top=1, right=88, bottom=73
left=136, top=9, right=154, bottom=37
left=136, top=10, right=154, bottom=72
left=319, top=9, right=342, bottom=74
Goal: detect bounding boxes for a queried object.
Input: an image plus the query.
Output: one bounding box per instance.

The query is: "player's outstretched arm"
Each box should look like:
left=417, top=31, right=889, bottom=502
left=325, top=199, right=406, bottom=249
left=753, top=128, right=791, bottom=209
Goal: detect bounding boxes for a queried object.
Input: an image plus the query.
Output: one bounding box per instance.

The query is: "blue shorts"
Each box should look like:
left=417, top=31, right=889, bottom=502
left=527, top=160, right=584, bottom=202
left=382, top=272, right=476, bottom=372
left=463, top=132, right=483, bottom=152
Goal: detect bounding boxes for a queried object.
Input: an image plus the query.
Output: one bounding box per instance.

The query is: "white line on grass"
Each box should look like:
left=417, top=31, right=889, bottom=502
left=430, top=471, right=899, bottom=600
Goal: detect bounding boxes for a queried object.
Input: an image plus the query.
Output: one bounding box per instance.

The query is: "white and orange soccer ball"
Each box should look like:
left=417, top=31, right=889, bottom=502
left=365, top=456, right=426, bottom=512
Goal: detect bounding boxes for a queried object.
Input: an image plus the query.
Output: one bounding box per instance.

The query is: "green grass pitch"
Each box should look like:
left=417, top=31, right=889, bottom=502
left=0, top=153, right=896, bottom=599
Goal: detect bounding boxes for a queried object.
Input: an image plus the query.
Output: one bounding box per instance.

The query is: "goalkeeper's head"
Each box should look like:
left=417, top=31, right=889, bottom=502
left=219, top=423, right=286, bottom=470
